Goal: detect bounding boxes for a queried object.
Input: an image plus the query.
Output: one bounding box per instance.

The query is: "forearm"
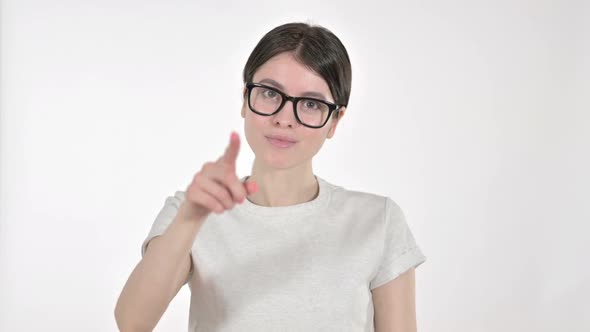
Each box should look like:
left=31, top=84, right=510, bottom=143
left=115, top=205, right=204, bottom=331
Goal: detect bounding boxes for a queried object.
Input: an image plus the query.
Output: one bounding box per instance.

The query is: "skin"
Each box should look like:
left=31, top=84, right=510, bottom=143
left=372, top=268, right=419, bottom=332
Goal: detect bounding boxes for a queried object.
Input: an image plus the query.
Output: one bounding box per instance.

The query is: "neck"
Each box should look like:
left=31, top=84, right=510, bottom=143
left=246, top=159, right=318, bottom=207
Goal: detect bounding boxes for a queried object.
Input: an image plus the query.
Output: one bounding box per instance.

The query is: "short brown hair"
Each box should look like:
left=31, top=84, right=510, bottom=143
left=243, top=22, right=352, bottom=113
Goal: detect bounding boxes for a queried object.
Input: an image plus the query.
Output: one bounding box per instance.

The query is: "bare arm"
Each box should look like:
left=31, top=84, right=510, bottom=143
left=372, top=267, right=418, bottom=332
left=114, top=203, right=205, bottom=332
left=114, top=132, right=256, bottom=332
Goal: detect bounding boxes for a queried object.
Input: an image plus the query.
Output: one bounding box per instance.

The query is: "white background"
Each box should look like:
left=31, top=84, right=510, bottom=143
left=1, top=0, right=589, bottom=331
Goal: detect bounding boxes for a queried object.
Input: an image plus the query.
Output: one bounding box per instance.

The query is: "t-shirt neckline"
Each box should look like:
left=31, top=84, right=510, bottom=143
left=232, top=175, right=332, bottom=217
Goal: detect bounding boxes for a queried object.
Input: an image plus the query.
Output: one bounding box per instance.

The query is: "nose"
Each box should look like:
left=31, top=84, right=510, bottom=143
left=272, top=99, right=298, bottom=128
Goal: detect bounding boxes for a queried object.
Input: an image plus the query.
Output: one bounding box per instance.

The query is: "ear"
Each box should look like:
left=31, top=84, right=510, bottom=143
left=326, top=107, right=346, bottom=139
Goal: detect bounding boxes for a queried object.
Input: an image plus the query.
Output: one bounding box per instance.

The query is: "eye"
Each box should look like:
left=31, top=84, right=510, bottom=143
left=304, top=100, right=318, bottom=109
left=262, top=89, right=278, bottom=98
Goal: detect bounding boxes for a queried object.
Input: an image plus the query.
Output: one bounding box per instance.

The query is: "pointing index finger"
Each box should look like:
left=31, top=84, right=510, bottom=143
left=223, top=131, right=240, bottom=166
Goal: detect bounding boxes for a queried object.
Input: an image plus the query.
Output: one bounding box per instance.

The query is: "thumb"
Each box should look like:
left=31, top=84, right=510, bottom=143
left=244, top=181, right=258, bottom=195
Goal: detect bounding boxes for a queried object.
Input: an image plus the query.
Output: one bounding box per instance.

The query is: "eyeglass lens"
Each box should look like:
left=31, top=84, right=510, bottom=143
left=250, top=86, right=330, bottom=127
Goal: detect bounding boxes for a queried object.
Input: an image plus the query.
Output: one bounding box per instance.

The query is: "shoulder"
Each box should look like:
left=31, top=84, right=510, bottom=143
left=323, top=177, right=395, bottom=216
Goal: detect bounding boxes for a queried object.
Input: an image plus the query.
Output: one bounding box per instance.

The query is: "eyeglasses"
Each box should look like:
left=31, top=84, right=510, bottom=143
left=245, top=82, right=344, bottom=129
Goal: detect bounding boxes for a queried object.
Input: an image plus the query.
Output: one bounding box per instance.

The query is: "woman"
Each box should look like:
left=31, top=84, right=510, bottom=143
left=115, top=22, right=426, bottom=332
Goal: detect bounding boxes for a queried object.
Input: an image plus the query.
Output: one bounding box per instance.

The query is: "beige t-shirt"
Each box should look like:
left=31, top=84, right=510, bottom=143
left=142, top=175, right=427, bottom=331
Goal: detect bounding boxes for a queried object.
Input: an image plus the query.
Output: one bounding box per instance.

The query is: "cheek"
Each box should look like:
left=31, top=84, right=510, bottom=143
left=298, top=130, right=329, bottom=154
left=243, top=113, right=268, bottom=149
left=244, top=111, right=267, bottom=131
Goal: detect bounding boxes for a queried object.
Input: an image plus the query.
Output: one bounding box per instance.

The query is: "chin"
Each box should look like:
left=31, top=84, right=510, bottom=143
left=262, top=152, right=296, bottom=170
left=252, top=145, right=305, bottom=170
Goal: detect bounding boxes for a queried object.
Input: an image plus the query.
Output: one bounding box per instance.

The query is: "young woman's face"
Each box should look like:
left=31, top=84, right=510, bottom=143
left=241, top=52, right=345, bottom=170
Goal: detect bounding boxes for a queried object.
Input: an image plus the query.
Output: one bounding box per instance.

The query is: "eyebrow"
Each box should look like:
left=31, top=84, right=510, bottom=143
left=258, top=78, right=330, bottom=101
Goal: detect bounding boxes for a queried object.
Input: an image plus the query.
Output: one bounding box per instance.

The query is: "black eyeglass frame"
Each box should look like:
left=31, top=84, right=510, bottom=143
left=245, top=82, right=345, bottom=129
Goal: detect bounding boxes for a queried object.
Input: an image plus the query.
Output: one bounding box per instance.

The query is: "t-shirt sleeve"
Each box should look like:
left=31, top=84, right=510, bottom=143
left=369, top=197, right=427, bottom=290
left=140, top=190, right=186, bottom=258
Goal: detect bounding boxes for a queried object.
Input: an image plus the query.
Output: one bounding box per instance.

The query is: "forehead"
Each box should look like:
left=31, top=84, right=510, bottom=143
left=252, top=52, right=334, bottom=102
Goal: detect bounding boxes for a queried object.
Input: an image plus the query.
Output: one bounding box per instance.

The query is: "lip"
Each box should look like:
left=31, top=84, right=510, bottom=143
left=266, top=134, right=298, bottom=143
left=265, top=135, right=298, bottom=148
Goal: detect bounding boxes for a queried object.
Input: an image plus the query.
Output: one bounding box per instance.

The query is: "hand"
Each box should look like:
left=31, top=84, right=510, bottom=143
left=182, top=132, right=258, bottom=221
